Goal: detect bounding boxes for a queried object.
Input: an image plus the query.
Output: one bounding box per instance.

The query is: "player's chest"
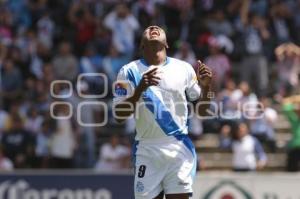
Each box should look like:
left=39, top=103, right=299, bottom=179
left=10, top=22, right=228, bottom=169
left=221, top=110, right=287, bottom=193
left=156, top=66, right=186, bottom=92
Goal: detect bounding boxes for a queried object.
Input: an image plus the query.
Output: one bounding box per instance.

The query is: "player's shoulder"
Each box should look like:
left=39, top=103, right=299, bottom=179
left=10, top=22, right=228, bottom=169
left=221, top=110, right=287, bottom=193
left=168, top=57, right=189, bottom=65
left=118, top=59, right=140, bottom=73
left=121, top=60, right=139, bottom=70
left=168, top=57, right=195, bottom=71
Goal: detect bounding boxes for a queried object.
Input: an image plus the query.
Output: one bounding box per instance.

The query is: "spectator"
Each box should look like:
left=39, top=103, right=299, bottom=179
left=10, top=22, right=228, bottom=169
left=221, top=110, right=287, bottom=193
left=0, top=104, right=8, bottom=136
left=174, top=41, right=197, bottom=67
left=30, top=42, right=52, bottom=80
left=188, top=114, right=203, bottom=140
left=0, top=145, right=13, bottom=171
left=37, top=11, right=55, bottom=49
left=16, top=29, right=38, bottom=60
left=1, top=114, right=34, bottom=168
left=10, top=46, right=29, bottom=79
left=218, top=81, right=257, bottom=121
left=66, top=80, right=103, bottom=168
left=249, top=97, right=277, bottom=151
left=49, top=104, right=77, bottom=168
left=79, top=45, right=103, bottom=75
left=282, top=95, right=300, bottom=171
left=133, top=2, right=167, bottom=29
left=102, top=45, right=131, bottom=83
left=206, top=9, right=234, bottom=37
left=92, top=20, right=112, bottom=55
left=239, top=0, right=270, bottom=96
left=52, top=41, right=78, bottom=82
left=68, top=2, right=96, bottom=49
left=104, top=3, right=140, bottom=55
left=232, top=122, right=267, bottom=171
left=95, top=134, right=130, bottom=171
left=275, top=43, right=300, bottom=97
left=41, top=63, right=55, bottom=86
left=35, top=120, right=51, bottom=168
left=0, top=8, right=13, bottom=45
left=269, top=1, right=297, bottom=44
left=231, top=81, right=258, bottom=119
left=6, top=0, right=31, bottom=34
left=0, top=59, right=23, bottom=109
left=24, top=106, right=43, bottom=135
left=219, top=124, right=232, bottom=149
left=34, top=82, right=51, bottom=113
left=218, top=79, right=239, bottom=119
left=3, top=102, right=24, bottom=132
left=79, top=45, right=105, bottom=94
left=24, top=77, right=38, bottom=102
left=205, top=36, right=231, bottom=92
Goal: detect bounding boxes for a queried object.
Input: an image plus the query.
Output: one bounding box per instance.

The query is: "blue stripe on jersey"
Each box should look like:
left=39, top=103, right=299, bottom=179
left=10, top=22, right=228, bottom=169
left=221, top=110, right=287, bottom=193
left=126, top=66, right=183, bottom=136
left=143, top=90, right=183, bottom=136
left=174, top=135, right=197, bottom=178
left=164, top=57, right=170, bottom=65
left=132, top=140, right=139, bottom=166
left=127, top=68, right=140, bottom=87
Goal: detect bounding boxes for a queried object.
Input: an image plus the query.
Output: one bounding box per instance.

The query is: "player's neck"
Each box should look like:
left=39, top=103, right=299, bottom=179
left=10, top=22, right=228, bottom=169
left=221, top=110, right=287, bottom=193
left=143, top=51, right=166, bottom=66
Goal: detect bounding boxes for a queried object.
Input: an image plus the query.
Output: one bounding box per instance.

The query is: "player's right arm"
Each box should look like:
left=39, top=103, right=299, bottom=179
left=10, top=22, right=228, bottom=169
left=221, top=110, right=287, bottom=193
left=113, top=67, right=160, bottom=123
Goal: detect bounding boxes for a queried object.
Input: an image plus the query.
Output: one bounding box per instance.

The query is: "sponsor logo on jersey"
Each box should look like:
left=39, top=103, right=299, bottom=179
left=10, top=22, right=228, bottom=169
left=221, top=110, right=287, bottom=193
left=136, top=181, right=144, bottom=193
left=114, top=82, right=128, bottom=96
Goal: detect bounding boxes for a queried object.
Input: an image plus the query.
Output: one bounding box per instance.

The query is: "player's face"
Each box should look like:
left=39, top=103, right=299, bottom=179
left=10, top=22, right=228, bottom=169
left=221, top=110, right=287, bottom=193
left=148, top=26, right=161, bottom=39
left=142, top=26, right=167, bottom=47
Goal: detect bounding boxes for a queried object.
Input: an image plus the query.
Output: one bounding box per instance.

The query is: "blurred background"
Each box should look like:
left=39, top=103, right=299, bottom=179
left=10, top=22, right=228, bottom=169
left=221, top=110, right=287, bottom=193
left=0, top=0, right=300, bottom=198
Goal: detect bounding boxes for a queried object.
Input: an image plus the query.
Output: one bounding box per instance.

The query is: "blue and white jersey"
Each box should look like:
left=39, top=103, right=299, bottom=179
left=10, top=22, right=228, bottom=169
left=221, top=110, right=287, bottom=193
left=113, top=57, right=201, bottom=141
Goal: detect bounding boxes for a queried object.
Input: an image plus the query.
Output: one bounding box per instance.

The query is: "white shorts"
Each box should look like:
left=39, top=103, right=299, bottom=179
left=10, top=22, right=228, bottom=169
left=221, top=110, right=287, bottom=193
left=133, top=135, right=196, bottom=199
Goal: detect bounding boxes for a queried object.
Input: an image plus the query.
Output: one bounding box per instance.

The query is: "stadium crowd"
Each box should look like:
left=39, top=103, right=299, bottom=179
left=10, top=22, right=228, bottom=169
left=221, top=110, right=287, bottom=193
left=0, top=0, right=299, bottom=171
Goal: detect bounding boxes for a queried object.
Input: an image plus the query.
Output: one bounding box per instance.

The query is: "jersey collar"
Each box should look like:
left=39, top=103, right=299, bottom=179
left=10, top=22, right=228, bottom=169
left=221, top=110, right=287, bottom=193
left=140, top=57, right=170, bottom=67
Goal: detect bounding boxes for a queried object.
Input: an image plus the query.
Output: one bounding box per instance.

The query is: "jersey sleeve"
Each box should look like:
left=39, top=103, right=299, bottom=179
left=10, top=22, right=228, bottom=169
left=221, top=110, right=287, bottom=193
left=185, top=63, right=201, bottom=102
left=112, top=67, right=135, bottom=105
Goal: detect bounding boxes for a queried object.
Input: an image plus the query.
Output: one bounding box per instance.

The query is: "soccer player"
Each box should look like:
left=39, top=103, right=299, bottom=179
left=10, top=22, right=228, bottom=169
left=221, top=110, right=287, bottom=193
left=113, top=26, right=212, bottom=199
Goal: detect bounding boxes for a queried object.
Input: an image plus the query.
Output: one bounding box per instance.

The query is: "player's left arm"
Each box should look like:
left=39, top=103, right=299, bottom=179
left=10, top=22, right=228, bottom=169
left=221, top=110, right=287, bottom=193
left=196, top=60, right=213, bottom=116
